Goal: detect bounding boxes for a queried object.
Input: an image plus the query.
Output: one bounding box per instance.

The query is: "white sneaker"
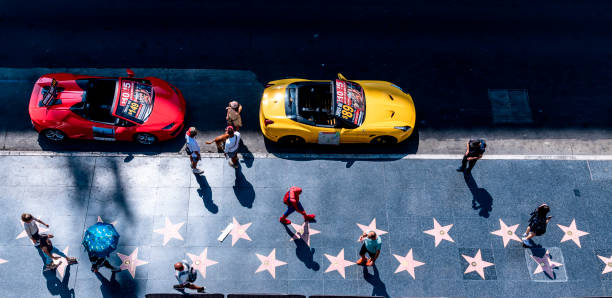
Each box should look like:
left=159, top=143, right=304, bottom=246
left=192, top=168, right=204, bottom=174
left=522, top=232, right=527, bottom=237
left=522, top=237, right=530, bottom=245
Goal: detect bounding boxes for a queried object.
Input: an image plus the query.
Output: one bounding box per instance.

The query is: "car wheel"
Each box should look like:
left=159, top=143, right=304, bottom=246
left=42, top=129, right=66, bottom=142
left=134, top=133, right=157, bottom=145
left=278, top=135, right=306, bottom=145
left=370, top=136, right=397, bottom=145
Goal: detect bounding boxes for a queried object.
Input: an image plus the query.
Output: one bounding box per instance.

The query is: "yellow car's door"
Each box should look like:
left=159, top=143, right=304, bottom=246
left=340, top=127, right=370, bottom=143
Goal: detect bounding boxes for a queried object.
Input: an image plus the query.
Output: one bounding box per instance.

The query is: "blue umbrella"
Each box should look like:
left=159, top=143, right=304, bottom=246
left=82, top=222, right=120, bottom=258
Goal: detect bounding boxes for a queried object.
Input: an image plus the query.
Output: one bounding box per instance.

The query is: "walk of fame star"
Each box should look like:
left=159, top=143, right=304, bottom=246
left=117, top=248, right=148, bottom=278
left=393, top=249, right=425, bottom=279
left=530, top=250, right=562, bottom=278
left=255, top=248, right=287, bottom=279
left=230, top=217, right=252, bottom=246
left=462, top=249, right=494, bottom=279
left=0, top=258, right=6, bottom=264
left=356, top=218, right=388, bottom=240
left=187, top=248, right=218, bottom=278
left=490, top=219, right=521, bottom=247
left=51, top=246, right=72, bottom=279
left=424, top=218, right=454, bottom=247
left=153, top=217, right=184, bottom=246
left=324, top=249, right=355, bottom=279
left=597, top=255, right=612, bottom=275
left=16, top=219, right=49, bottom=239
left=557, top=219, right=589, bottom=248
left=289, top=222, right=320, bottom=246
left=97, top=216, right=118, bottom=226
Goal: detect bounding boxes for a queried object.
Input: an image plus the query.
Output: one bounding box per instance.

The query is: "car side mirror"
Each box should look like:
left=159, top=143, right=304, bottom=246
left=337, top=73, right=347, bottom=81
left=126, top=68, right=135, bottom=78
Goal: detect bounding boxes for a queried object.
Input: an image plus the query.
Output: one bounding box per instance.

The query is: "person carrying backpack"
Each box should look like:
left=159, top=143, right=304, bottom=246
left=522, top=203, right=552, bottom=246
left=174, top=261, right=205, bottom=293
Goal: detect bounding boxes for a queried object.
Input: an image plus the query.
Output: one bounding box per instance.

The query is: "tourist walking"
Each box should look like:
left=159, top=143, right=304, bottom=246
left=226, top=100, right=243, bottom=131
left=173, top=261, right=205, bottom=293
left=206, top=126, right=241, bottom=168
left=89, top=251, right=121, bottom=273
left=21, top=213, right=48, bottom=246
left=456, top=139, right=486, bottom=173
left=279, top=186, right=316, bottom=225
left=185, top=127, right=204, bottom=174
left=39, top=234, right=78, bottom=271
left=357, top=231, right=381, bottom=266
left=522, top=203, right=552, bottom=246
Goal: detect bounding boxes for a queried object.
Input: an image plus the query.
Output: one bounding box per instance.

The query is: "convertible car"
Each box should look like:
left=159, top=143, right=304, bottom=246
left=259, top=74, right=416, bottom=145
left=28, top=69, right=186, bottom=144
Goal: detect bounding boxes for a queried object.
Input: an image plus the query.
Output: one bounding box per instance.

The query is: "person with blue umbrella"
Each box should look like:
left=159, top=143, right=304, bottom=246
left=83, top=222, right=121, bottom=273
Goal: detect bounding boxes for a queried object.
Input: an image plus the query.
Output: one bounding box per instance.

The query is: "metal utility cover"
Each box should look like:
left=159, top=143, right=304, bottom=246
left=488, top=89, right=533, bottom=124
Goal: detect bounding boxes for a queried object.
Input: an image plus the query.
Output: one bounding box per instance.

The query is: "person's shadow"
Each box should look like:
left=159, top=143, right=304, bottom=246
left=194, top=174, right=218, bottom=214
left=43, top=266, right=75, bottom=298
left=283, top=224, right=320, bottom=271
left=464, top=172, right=493, bottom=218
left=238, top=139, right=254, bottom=168
left=95, top=272, right=125, bottom=297
left=363, top=265, right=390, bottom=298
left=234, top=166, right=255, bottom=208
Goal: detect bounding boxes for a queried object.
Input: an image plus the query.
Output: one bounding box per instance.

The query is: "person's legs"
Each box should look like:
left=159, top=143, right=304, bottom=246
left=280, top=205, right=295, bottom=224
left=457, top=155, right=468, bottom=171
left=466, top=159, right=477, bottom=173
left=294, top=202, right=316, bottom=221
left=357, top=243, right=368, bottom=265
left=366, top=250, right=377, bottom=266
left=186, top=283, right=205, bottom=292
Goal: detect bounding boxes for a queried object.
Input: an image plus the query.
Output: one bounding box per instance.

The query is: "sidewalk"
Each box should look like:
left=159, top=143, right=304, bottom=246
left=0, top=154, right=611, bottom=297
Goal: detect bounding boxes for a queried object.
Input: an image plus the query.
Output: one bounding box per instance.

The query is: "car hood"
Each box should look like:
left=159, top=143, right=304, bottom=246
left=360, top=82, right=415, bottom=127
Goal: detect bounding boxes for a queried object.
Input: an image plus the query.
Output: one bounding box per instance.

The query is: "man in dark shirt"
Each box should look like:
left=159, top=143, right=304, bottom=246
left=456, top=139, right=486, bottom=173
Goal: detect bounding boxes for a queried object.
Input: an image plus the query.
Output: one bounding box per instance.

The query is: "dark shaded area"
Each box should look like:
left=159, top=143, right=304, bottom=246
left=95, top=272, right=132, bottom=298
left=464, top=172, right=493, bottom=218
left=195, top=174, right=217, bottom=214
left=283, top=225, right=320, bottom=271
left=233, top=167, right=255, bottom=208
left=362, top=266, right=390, bottom=298
left=528, top=247, right=560, bottom=280
left=43, top=266, right=75, bottom=298
left=238, top=140, right=255, bottom=168
left=146, top=294, right=223, bottom=298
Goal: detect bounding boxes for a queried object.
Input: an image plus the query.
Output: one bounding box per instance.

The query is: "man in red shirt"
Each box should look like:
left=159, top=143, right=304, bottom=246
left=280, top=186, right=316, bottom=225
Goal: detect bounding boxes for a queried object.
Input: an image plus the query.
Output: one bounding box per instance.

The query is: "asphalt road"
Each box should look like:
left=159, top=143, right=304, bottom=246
left=0, top=1, right=611, bottom=154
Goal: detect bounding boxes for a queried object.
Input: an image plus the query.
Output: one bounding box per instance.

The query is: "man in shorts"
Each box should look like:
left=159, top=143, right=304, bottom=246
left=207, top=126, right=241, bottom=168
left=357, top=231, right=381, bottom=266
left=185, top=127, right=203, bottom=174
left=174, top=261, right=205, bottom=293
left=21, top=213, right=49, bottom=246
left=39, top=234, right=78, bottom=271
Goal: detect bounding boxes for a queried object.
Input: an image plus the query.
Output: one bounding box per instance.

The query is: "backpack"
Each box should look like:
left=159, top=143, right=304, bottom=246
left=529, top=210, right=547, bottom=235
left=187, top=265, right=197, bottom=283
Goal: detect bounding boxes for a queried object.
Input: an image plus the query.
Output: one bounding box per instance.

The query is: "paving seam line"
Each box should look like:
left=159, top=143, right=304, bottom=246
left=0, top=151, right=611, bottom=160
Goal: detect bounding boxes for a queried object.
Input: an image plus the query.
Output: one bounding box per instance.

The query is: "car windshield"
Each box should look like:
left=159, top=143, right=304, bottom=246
left=285, top=82, right=335, bottom=127
left=333, top=79, right=365, bottom=128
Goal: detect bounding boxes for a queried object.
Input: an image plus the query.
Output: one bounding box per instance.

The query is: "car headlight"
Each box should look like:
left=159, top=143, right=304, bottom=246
left=394, top=126, right=411, bottom=132
left=162, top=123, right=175, bottom=130
left=390, top=84, right=404, bottom=93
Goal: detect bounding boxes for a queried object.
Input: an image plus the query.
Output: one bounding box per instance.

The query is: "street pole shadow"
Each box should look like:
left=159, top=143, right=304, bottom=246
left=43, top=266, right=75, bottom=298
left=195, top=174, right=218, bottom=214
left=233, top=166, right=255, bottom=208
left=283, top=225, right=320, bottom=271
left=363, top=265, right=390, bottom=298
left=463, top=172, right=493, bottom=218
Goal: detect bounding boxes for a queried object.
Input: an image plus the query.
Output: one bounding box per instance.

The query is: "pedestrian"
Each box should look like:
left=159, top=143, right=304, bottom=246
left=21, top=213, right=48, bottom=246
left=226, top=100, right=243, bottom=131
left=173, top=261, right=205, bottom=293
left=206, top=126, right=241, bottom=168
left=279, top=186, right=316, bottom=225
left=522, top=203, right=552, bottom=246
left=88, top=251, right=121, bottom=273
left=357, top=231, right=381, bottom=266
left=185, top=127, right=204, bottom=174
left=39, top=234, right=78, bottom=271
left=456, top=139, right=486, bottom=173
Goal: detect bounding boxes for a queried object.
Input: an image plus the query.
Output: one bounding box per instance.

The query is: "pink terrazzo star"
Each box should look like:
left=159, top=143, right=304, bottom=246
left=153, top=217, right=184, bottom=246
left=356, top=218, right=388, bottom=240
left=324, top=249, right=355, bottom=279
left=230, top=217, right=252, bottom=246
left=530, top=250, right=563, bottom=278
left=393, top=249, right=425, bottom=279
left=462, top=249, right=494, bottom=279
left=423, top=218, right=454, bottom=247
left=255, top=248, right=287, bottom=279
left=557, top=219, right=589, bottom=248
left=0, top=258, right=6, bottom=264
left=117, top=248, right=148, bottom=278
left=51, top=246, right=72, bottom=279
left=490, top=219, right=521, bottom=247
left=597, top=255, right=612, bottom=275
left=289, top=222, right=320, bottom=246
left=187, top=248, right=218, bottom=278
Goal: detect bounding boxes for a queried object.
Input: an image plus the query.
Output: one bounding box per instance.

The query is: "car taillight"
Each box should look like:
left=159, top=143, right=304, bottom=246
left=265, top=83, right=274, bottom=88
left=264, top=119, right=274, bottom=126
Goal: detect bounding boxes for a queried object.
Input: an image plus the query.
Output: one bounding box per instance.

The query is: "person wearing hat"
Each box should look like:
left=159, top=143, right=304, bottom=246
left=456, top=139, right=486, bottom=174
left=226, top=100, right=243, bottom=131
left=206, top=126, right=241, bottom=168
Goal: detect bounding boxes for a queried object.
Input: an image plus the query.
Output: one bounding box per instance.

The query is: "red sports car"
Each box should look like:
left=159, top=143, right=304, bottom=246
left=28, top=69, right=186, bottom=144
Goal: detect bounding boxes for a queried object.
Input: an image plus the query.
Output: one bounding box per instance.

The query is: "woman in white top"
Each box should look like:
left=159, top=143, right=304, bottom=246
left=21, top=213, right=49, bottom=246
left=206, top=126, right=241, bottom=168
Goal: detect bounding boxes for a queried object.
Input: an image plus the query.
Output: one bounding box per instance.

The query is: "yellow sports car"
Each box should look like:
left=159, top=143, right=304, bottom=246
left=259, top=74, right=416, bottom=145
